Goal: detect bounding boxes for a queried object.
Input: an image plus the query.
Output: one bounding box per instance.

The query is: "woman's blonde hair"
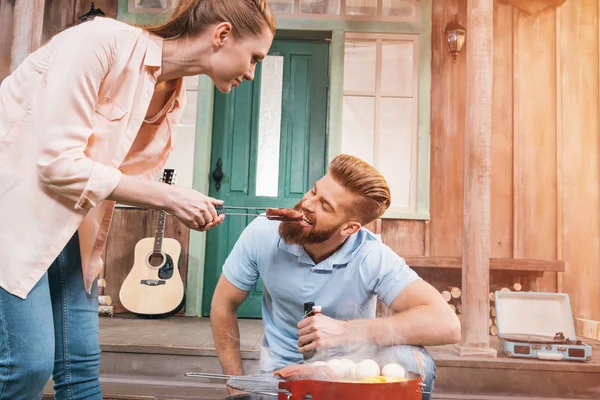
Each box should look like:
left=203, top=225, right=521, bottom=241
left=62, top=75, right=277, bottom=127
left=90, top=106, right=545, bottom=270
left=328, top=154, right=391, bottom=225
left=144, top=0, right=276, bottom=39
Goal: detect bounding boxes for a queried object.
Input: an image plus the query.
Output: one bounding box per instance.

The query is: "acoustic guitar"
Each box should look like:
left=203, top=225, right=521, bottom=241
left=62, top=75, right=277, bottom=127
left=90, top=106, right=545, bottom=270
left=119, top=169, right=185, bottom=318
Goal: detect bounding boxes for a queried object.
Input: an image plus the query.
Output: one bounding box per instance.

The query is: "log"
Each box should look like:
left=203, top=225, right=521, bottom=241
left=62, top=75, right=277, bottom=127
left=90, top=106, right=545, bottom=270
left=448, top=286, right=462, bottom=299
left=500, top=287, right=511, bottom=292
left=98, top=305, right=114, bottom=317
left=489, top=292, right=495, bottom=302
left=490, top=325, right=498, bottom=336
left=455, top=301, right=463, bottom=314
left=448, top=304, right=457, bottom=313
left=441, top=290, right=452, bottom=302
left=490, top=306, right=497, bottom=317
left=513, top=282, right=522, bottom=291
left=98, top=295, right=112, bottom=306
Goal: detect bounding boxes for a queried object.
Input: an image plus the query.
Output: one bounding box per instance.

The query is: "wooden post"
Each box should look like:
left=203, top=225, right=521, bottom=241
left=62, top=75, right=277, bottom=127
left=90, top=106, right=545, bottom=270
left=456, top=0, right=497, bottom=357
left=10, top=0, right=45, bottom=72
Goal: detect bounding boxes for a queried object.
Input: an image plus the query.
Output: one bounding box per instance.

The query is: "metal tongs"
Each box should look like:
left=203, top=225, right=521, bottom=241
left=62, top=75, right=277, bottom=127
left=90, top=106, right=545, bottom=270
left=184, top=372, right=291, bottom=398
left=215, top=205, right=298, bottom=221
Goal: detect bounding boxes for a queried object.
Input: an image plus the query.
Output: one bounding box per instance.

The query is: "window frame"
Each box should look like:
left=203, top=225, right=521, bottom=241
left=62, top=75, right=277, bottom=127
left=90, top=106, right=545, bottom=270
left=342, top=32, right=420, bottom=216
left=128, top=0, right=177, bottom=14
left=272, top=0, right=422, bottom=22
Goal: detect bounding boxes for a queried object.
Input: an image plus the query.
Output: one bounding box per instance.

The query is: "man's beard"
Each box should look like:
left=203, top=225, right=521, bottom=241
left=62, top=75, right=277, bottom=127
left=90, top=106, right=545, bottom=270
left=279, top=218, right=341, bottom=245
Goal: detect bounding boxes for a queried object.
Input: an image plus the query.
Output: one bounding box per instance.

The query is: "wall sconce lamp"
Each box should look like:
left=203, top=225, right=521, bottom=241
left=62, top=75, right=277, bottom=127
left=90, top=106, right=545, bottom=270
left=445, top=15, right=466, bottom=62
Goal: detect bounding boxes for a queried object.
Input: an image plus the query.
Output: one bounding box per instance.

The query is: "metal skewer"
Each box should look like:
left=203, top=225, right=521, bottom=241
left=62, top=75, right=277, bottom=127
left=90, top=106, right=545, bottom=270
left=185, top=372, right=288, bottom=397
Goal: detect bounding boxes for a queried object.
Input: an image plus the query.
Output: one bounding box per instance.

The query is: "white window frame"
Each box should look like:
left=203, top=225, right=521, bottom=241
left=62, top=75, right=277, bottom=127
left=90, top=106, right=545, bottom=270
left=128, top=0, right=177, bottom=14
left=342, top=32, right=420, bottom=216
left=272, top=0, right=422, bottom=22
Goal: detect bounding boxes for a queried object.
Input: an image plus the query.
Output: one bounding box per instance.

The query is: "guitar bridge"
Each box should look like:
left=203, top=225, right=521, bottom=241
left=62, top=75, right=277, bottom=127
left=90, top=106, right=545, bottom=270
left=140, top=280, right=166, bottom=286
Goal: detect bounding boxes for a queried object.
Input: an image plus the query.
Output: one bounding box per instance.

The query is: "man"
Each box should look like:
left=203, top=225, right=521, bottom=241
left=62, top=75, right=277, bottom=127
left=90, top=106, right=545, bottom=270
left=210, top=154, right=461, bottom=399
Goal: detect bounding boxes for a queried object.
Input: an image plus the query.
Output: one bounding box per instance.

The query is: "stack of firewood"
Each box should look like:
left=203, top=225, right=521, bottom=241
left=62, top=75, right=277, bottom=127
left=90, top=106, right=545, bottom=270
left=439, top=281, right=524, bottom=336
left=439, top=285, right=463, bottom=322
left=97, top=276, right=114, bottom=317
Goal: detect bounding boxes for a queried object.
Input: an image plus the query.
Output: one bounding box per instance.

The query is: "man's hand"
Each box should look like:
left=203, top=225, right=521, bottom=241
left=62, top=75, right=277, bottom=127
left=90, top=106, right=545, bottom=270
left=297, top=314, right=349, bottom=353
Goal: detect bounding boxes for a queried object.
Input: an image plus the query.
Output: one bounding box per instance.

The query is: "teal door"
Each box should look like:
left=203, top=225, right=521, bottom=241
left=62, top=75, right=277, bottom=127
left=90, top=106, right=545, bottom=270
left=202, top=40, right=330, bottom=317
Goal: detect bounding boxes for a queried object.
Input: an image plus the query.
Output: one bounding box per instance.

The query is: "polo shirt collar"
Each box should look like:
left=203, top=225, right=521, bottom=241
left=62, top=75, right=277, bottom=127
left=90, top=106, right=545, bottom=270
left=277, top=230, right=364, bottom=271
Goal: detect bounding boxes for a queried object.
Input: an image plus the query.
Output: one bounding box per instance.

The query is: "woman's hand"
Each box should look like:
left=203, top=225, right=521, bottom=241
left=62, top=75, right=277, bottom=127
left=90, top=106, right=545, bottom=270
left=108, top=175, right=225, bottom=231
left=164, top=185, right=225, bottom=231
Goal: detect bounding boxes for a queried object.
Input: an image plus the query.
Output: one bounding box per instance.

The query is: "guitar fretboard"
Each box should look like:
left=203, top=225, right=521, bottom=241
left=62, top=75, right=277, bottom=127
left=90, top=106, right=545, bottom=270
left=153, top=209, right=167, bottom=253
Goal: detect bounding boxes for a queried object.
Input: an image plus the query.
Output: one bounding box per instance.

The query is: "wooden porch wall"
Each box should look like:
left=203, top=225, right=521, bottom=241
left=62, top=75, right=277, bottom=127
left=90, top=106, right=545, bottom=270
left=0, top=0, right=15, bottom=81
left=385, top=0, right=599, bottom=322
left=0, top=0, right=118, bottom=83
left=42, top=0, right=118, bottom=42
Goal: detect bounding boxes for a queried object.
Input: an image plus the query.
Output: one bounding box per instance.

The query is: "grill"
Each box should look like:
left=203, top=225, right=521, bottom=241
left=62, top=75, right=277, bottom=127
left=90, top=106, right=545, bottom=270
left=185, top=371, right=424, bottom=400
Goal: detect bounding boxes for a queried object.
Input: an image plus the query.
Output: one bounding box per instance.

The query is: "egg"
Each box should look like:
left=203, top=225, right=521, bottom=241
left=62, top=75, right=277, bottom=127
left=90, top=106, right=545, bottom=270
left=355, top=359, right=380, bottom=380
left=339, top=358, right=357, bottom=380
left=381, top=363, right=407, bottom=379
left=311, top=361, right=328, bottom=366
left=326, top=359, right=346, bottom=379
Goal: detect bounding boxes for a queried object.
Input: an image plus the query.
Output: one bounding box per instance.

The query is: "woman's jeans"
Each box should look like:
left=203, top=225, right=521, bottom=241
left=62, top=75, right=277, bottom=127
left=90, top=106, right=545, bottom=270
left=0, top=234, right=102, bottom=400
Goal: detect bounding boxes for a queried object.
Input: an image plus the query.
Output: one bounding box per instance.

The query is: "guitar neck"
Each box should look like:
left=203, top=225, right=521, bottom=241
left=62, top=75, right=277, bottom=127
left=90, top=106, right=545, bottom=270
left=153, top=209, right=167, bottom=253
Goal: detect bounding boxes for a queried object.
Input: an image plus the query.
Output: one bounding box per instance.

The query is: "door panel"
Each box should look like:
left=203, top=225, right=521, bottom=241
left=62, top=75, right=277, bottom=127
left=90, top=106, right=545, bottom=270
left=202, top=40, right=329, bottom=318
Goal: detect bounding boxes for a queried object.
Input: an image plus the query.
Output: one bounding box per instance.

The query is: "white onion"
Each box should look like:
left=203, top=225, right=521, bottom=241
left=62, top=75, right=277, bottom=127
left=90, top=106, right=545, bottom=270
left=381, top=363, right=406, bottom=378
left=355, top=359, right=380, bottom=379
left=339, top=358, right=357, bottom=380
left=326, top=359, right=345, bottom=379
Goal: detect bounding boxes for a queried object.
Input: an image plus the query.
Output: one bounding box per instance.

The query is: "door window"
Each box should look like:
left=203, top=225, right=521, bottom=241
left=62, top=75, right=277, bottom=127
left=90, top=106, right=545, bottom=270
left=256, top=55, right=285, bottom=197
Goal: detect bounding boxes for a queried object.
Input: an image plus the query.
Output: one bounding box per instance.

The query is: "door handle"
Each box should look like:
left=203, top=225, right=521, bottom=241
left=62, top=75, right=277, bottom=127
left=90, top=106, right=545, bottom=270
left=212, top=158, right=224, bottom=192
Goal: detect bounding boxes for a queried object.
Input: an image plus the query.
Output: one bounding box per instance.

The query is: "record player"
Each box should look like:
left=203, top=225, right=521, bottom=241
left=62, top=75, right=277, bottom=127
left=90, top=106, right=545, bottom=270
left=495, top=291, right=592, bottom=362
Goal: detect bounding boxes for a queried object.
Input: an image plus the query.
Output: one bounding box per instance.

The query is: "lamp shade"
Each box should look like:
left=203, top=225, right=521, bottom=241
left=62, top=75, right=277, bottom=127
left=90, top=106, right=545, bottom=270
left=445, top=16, right=466, bottom=62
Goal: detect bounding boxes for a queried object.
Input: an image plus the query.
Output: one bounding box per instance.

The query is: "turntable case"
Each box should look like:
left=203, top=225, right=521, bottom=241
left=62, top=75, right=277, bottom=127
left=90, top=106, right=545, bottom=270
left=495, top=291, right=592, bottom=361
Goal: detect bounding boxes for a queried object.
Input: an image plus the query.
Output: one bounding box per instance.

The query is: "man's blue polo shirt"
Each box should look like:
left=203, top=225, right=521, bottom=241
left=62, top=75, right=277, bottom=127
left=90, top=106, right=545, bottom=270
left=222, top=217, right=420, bottom=372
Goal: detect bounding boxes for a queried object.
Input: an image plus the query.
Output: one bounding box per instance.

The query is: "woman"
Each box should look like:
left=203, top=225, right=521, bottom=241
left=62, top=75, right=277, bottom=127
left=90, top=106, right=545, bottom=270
left=0, top=0, right=275, bottom=398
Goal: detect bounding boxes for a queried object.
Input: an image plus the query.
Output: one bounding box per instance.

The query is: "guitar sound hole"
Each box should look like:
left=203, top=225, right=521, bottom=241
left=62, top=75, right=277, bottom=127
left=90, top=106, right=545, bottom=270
left=148, top=252, right=165, bottom=267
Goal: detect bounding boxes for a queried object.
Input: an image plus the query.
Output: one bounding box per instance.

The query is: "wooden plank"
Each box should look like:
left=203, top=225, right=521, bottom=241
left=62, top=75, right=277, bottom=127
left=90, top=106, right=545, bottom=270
left=513, top=7, right=558, bottom=292
left=555, top=6, right=563, bottom=294
left=490, top=2, right=514, bottom=259
left=424, top=220, right=431, bottom=256
left=459, top=0, right=495, bottom=353
left=11, top=0, right=46, bottom=71
left=381, top=220, right=425, bottom=256
left=42, top=0, right=77, bottom=44
left=402, top=255, right=565, bottom=272
left=429, top=0, right=466, bottom=257
left=0, top=0, right=14, bottom=81
left=500, top=0, right=567, bottom=16
left=559, top=0, right=600, bottom=321
left=575, top=318, right=600, bottom=341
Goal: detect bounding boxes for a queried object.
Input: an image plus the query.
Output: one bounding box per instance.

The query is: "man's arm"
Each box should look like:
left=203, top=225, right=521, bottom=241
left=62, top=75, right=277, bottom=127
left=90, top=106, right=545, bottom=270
left=297, top=280, right=461, bottom=352
left=210, top=275, right=250, bottom=376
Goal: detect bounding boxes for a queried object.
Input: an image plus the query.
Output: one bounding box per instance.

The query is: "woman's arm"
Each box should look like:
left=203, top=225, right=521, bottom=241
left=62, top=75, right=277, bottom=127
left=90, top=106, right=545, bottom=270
left=109, top=175, right=223, bottom=230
